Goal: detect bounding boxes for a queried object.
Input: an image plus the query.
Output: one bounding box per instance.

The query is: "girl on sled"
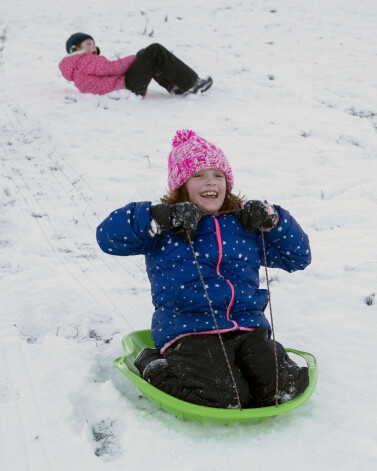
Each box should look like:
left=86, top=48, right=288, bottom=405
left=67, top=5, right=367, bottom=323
left=97, top=130, right=311, bottom=409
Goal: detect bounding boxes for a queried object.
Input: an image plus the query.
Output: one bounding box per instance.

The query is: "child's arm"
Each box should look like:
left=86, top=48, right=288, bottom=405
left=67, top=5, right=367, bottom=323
left=257, top=205, right=311, bottom=272
left=79, top=54, right=136, bottom=77
left=96, top=201, right=156, bottom=256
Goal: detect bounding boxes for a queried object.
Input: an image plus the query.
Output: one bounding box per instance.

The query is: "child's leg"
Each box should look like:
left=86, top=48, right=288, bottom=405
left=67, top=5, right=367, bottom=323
left=124, top=43, right=199, bottom=96
left=235, top=329, right=309, bottom=407
left=135, top=334, right=250, bottom=409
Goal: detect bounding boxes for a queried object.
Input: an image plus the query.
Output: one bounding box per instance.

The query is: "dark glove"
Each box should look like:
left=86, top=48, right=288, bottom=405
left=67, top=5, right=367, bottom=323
left=235, top=200, right=277, bottom=232
left=150, top=202, right=201, bottom=242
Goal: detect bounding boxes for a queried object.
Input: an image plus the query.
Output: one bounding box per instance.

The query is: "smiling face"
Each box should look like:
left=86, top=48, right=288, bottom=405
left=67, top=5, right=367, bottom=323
left=76, top=39, right=97, bottom=54
left=185, top=169, right=227, bottom=214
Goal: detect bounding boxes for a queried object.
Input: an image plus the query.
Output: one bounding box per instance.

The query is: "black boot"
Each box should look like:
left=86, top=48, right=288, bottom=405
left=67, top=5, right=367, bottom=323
left=279, top=355, right=309, bottom=400
left=134, top=347, right=165, bottom=378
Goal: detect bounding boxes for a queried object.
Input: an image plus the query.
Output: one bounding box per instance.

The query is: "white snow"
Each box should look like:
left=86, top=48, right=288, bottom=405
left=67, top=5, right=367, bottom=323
left=1, top=0, right=377, bottom=469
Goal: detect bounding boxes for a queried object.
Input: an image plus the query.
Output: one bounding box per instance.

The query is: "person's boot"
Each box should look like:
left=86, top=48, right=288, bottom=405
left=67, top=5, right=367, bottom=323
left=186, top=76, right=213, bottom=94
left=134, top=347, right=166, bottom=379
left=280, top=356, right=309, bottom=399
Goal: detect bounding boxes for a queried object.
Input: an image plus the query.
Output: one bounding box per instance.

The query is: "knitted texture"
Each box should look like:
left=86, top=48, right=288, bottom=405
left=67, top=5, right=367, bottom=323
left=167, top=130, right=234, bottom=192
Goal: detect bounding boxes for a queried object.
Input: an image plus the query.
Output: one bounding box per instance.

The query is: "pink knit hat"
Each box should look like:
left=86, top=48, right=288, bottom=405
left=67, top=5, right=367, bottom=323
left=167, top=130, right=234, bottom=192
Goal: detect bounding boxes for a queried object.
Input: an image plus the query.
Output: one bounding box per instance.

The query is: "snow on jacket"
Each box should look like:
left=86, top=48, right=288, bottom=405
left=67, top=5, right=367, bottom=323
left=96, top=202, right=311, bottom=351
left=59, top=51, right=136, bottom=95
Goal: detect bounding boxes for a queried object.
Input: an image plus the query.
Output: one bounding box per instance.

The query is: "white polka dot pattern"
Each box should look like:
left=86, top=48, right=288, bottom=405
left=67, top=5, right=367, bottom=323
left=96, top=202, right=311, bottom=350
left=59, top=51, right=137, bottom=95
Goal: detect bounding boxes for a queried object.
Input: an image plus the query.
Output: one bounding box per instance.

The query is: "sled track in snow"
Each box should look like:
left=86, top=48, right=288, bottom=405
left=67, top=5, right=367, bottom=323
left=0, top=83, right=151, bottom=332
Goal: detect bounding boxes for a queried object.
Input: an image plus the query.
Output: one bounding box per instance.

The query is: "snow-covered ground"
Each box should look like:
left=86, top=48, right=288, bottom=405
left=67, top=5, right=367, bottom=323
left=1, top=0, right=377, bottom=469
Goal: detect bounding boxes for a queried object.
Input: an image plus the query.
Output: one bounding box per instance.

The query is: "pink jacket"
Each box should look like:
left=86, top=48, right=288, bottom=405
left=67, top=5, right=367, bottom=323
left=59, top=51, right=136, bottom=95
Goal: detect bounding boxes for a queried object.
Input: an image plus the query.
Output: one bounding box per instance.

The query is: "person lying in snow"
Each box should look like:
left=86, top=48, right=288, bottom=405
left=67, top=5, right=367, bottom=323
left=59, top=33, right=213, bottom=97
left=96, top=130, right=311, bottom=409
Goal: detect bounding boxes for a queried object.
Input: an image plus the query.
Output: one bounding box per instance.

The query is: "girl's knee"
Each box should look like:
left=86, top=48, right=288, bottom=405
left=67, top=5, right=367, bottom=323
left=144, top=43, right=163, bottom=53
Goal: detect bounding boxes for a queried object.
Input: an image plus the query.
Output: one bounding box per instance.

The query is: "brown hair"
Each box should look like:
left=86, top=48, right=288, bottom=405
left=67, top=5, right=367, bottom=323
left=160, top=184, right=246, bottom=213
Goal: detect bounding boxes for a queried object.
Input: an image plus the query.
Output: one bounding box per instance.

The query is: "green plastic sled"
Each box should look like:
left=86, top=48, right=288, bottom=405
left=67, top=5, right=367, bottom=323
left=114, top=329, right=318, bottom=425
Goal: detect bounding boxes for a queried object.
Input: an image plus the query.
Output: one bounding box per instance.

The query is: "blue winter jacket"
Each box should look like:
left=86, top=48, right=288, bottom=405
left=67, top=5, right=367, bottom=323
left=96, top=202, right=311, bottom=351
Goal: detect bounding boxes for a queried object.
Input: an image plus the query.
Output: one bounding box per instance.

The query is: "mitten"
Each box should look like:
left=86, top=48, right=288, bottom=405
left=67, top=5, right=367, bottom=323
left=150, top=202, right=201, bottom=241
left=235, top=200, right=277, bottom=232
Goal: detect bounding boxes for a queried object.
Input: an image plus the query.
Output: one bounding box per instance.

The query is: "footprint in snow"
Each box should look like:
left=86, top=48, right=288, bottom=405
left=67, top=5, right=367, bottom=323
left=92, top=419, right=121, bottom=461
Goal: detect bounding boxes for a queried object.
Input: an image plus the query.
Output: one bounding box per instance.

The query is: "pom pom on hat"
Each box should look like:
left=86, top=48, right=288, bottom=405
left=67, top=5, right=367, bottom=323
left=172, top=129, right=196, bottom=146
left=167, top=130, right=233, bottom=192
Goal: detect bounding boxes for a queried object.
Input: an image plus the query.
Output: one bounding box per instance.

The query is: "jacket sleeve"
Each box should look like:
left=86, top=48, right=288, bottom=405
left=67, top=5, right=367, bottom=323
left=257, top=205, right=311, bottom=272
left=96, top=201, right=156, bottom=256
left=79, top=54, right=136, bottom=76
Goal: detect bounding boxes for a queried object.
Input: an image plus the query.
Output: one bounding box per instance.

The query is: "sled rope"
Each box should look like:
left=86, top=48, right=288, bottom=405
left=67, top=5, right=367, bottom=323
left=186, top=210, right=280, bottom=409
left=186, top=232, right=243, bottom=411
left=259, top=229, right=279, bottom=408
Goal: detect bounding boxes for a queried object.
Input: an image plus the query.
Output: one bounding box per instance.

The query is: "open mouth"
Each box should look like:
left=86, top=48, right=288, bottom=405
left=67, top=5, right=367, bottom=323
left=200, top=191, right=218, bottom=199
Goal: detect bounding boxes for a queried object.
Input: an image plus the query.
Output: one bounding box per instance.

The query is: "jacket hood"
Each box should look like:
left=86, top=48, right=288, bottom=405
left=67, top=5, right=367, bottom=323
left=59, top=51, right=89, bottom=81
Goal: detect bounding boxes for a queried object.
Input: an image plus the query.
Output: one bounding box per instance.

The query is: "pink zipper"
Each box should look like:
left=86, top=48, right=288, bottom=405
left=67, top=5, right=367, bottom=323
left=214, top=217, right=238, bottom=327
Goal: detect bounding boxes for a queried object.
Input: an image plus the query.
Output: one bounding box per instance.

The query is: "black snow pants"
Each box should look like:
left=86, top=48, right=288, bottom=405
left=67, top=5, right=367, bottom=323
left=135, top=328, right=309, bottom=409
left=124, top=43, right=198, bottom=96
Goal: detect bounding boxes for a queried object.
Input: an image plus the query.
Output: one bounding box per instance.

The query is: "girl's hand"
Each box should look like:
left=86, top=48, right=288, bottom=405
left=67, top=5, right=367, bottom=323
left=150, top=202, right=201, bottom=241
left=235, top=200, right=277, bottom=232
